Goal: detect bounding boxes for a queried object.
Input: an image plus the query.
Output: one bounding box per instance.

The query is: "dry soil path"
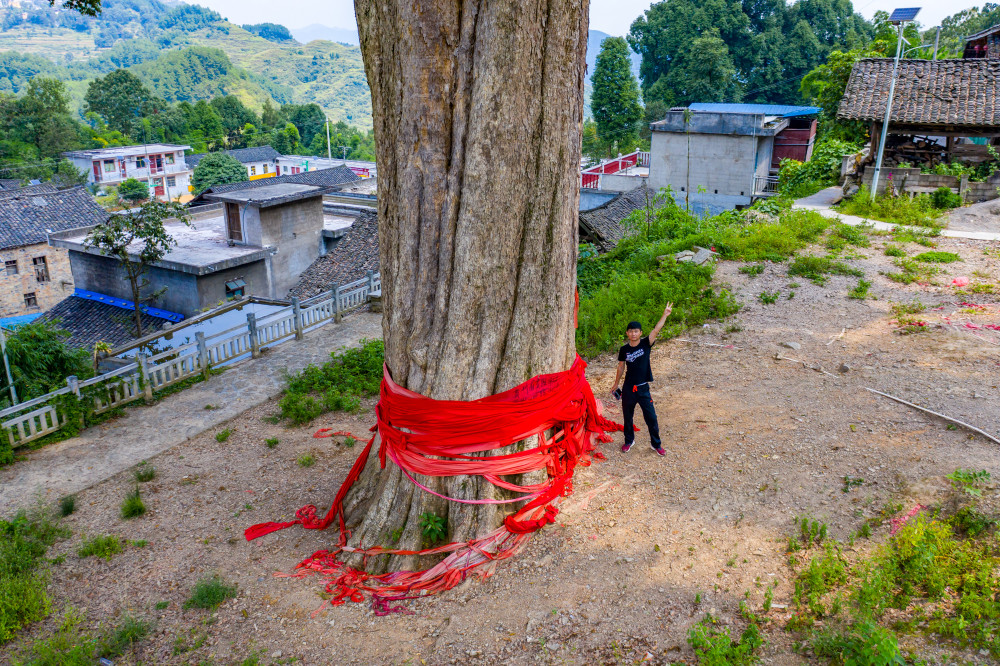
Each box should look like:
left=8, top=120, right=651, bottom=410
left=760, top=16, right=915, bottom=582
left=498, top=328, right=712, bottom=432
left=0, top=312, right=382, bottom=515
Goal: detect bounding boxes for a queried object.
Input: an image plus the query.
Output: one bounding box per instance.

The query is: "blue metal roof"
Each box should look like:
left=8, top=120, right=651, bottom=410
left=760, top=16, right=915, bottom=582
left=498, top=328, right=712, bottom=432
left=0, top=313, right=41, bottom=328
left=688, top=103, right=821, bottom=118
left=74, top=289, right=185, bottom=323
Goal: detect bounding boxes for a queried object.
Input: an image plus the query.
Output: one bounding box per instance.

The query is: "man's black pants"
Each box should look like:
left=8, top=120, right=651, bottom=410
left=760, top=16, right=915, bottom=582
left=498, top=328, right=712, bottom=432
left=622, top=383, right=661, bottom=449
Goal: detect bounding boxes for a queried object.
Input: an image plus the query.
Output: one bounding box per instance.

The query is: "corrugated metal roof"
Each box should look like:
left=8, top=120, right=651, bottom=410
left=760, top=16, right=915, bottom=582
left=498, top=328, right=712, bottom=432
left=688, top=103, right=821, bottom=117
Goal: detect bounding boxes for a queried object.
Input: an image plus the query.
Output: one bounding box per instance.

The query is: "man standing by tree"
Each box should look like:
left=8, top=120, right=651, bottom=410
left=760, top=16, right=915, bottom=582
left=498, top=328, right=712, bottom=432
left=591, top=36, right=643, bottom=155
left=612, top=302, right=672, bottom=455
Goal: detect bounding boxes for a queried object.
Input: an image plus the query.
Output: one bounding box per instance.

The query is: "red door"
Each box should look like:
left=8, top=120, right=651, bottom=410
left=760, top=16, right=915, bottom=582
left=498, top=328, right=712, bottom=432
left=92, top=161, right=101, bottom=182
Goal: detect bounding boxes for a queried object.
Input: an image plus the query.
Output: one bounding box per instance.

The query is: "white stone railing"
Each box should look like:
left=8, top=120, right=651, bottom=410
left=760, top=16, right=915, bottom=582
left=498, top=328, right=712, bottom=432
left=0, top=272, right=381, bottom=450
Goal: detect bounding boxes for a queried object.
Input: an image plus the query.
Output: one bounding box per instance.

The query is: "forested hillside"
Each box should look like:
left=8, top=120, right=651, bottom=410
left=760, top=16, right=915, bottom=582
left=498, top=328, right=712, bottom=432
left=0, top=0, right=372, bottom=128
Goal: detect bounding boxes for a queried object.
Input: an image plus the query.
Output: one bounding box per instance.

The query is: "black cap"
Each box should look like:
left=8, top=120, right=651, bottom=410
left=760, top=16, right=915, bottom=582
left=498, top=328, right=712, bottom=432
left=626, top=321, right=642, bottom=331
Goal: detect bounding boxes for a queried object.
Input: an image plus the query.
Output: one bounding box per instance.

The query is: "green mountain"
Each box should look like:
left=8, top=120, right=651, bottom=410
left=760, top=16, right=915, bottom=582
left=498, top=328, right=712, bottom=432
left=0, top=0, right=372, bottom=129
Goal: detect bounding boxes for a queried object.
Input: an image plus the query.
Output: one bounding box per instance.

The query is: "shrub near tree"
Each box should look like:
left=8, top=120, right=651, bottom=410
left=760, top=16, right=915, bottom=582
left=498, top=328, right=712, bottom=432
left=590, top=37, right=643, bottom=156
left=0, top=320, right=92, bottom=409
left=191, top=153, right=248, bottom=195
left=117, top=178, right=149, bottom=204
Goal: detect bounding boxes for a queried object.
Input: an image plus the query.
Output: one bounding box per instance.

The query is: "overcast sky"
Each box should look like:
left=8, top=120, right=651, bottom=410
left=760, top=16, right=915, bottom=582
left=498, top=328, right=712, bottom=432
left=198, top=0, right=978, bottom=37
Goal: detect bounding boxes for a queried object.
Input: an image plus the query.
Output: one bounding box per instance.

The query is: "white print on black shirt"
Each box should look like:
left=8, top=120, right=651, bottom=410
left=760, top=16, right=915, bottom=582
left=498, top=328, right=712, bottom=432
left=625, top=348, right=645, bottom=363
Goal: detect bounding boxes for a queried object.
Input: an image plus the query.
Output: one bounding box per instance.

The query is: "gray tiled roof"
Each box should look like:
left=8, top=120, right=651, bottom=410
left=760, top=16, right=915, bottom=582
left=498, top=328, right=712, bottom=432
left=38, top=295, right=173, bottom=350
left=288, top=209, right=379, bottom=299
left=0, top=187, right=109, bottom=250
left=185, top=146, right=281, bottom=169
left=578, top=186, right=651, bottom=252
left=0, top=182, right=59, bottom=200
left=838, top=58, right=1000, bottom=128
left=190, top=166, right=361, bottom=205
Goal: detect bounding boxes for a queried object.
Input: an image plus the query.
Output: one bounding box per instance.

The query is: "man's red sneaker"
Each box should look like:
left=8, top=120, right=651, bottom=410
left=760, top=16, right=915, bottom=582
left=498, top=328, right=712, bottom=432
left=621, top=442, right=633, bottom=453
left=653, top=447, right=665, bottom=456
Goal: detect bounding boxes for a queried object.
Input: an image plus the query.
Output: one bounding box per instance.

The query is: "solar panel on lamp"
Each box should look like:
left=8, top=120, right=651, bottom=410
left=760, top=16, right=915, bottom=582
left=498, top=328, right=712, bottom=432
left=888, top=7, right=921, bottom=23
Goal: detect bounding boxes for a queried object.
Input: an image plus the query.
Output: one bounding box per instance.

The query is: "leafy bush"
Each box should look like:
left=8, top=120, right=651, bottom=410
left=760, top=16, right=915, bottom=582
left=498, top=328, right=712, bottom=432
left=297, top=453, right=315, bottom=468
left=848, top=279, right=872, bottom=300
left=778, top=139, right=859, bottom=196
left=687, top=613, right=763, bottom=665
left=914, top=251, right=960, bottom=263
left=184, top=575, right=237, bottom=610
left=117, top=177, right=149, bottom=204
left=278, top=339, right=383, bottom=425
left=77, top=534, right=124, bottom=560
left=215, top=428, right=231, bottom=443
left=837, top=186, right=945, bottom=228
left=931, top=186, right=962, bottom=210
left=0, top=320, right=93, bottom=409
left=809, top=620, right=907, bottom=665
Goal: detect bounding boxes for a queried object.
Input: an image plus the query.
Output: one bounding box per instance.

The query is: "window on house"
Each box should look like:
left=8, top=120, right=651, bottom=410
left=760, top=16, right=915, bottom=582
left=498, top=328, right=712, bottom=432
left=103, top=160, right=115, bottom=172
left=23, top=292, right=37, bottom=308
left=4, top=260, right=17, bottom=276
left=165, top=154, right=175, bottom=165
left=136, top=156, right=146, bottom=168
left=225, top=278, right=246, bottom=300
left=250, top=166, right=256, bottom=176
left=167, top=176, right=176, bottom=187
left=283, top=166, right=288, bottom=174
left=224, top=202, right=243, bottom=243
left=32, top=256, right=49, bottom=283
left=263, top=164, right=269, bottom=174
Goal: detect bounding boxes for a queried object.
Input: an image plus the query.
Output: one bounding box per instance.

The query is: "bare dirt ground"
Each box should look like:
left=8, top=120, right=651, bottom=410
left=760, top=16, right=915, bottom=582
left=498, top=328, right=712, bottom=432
left=3, top=232, right=1000, bottom=665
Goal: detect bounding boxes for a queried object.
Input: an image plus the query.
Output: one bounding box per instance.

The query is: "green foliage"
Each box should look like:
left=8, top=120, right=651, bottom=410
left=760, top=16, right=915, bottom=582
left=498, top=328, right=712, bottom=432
left=96, top=614, right=151, bottom=660
left=84, top=69, right=154, bottom=135
left=883, top=244, right=905, bottom=258
left=913, top=251, right=960, bottom=264
left=418, top=512, right=447, bottom=546
left=77, top=534, right=124, bottom=560
left=590, top=37, right=643, bottom=155
left=848, top=279, right=872, bottom=300
left=297, top=453, right=315, bottom=468
left=134, top=462, right=155, bottom=482
left=191, top=151, right=248, bottom=195
left=947, top=469, right=991, bottom=498
left=837, top=187, right=945, bottom=228
left=0, top=319, right=92, bottom=409
left=58, top=496, right=75, bottom=517
left=120, top=486, right=146, bottom=519
left=687, top=613, right=763, bottom=665
left=809, top=620, right=908, bottom=665
left=278, top=339, right=383, bottom=425
left=825, top=222, right=871, bottom=251
left=184, top=575, right=237, bottom=610
left=757, top=291, right=779, bottom=305
left=738, top=264, right=764, bottom=277
left=778, top=139, right=859, bottom=195
left=241, top=23, right=294, bottom=43
left=0, top=507, right=69, bottom=643
left=787, top=255, right=863, bottom=285
left=215, top=428, right=231, bottom=443
left=116, top=177, right=149, bottom=203
left=264, top=437, right=279, bottom=449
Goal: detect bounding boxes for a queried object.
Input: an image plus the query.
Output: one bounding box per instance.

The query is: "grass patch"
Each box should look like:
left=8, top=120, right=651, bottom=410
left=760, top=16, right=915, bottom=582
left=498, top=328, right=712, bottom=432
left=825, top=222, right=871, bottom=251
left=883, top=244, right=906, bottom=257
left=120, top=487, right=146, bottom=519
left=837, top=186, right=947, bottom=228
left=297, top=453, right=315, bottom=468
left=787, top=255, right=864, bottom=285
left=264, top=437, right=279, bottom=448
left=58, top=496, right=75, bottom=517
left=738, top=263, right=765, bottom=277
left=848, top=279, right=871, bottom=300
left=11, top=609, right=152, bottom=664
left=914, top=251, right=961, bottom=263
left=215, top=428, right=232, bottom=443
left=0, top=506, right=70, bottom=642
left=134, top=462, right=155, bottom=483
left=758, top=291, right=780, bottom=305
left=884, top=258, right=939, bottom=285
left=77, top=534, right=124, bottom=560
left=688, top=612, right=763, bottom=665
left=892, top=227, right=939, bottom=246
left=278, top=339, right=383, bottom=425
left=184, top=575, right=237, bottom=610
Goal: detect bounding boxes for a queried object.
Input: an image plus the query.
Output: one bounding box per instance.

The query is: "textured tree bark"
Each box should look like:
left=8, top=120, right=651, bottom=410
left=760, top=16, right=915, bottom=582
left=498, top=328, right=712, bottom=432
left=342, top=0, right=589, bottom=573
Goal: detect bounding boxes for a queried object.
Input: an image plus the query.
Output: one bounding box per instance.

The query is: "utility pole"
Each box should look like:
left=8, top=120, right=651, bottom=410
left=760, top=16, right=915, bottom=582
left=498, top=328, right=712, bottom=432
left=870, top=8, right=921, bottom=203
left=339, top=146, right=349, bottom=164
left=0, top=326, right=17, bottom=405
left=326, top=116, right=332, bottom=160
left=933, top=27, right=940, bottom=60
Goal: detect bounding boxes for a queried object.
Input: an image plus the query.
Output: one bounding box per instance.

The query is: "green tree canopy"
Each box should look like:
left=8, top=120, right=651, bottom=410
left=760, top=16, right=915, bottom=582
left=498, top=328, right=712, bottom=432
left=0, top=320, right=92, bottom=408
left=590, top=37, right=643, bottom=155
left=191, top=152, right=248, bottom=194
left=118, top=177, right=150, bottom=203
left=84, top=69, right=153, bottom=135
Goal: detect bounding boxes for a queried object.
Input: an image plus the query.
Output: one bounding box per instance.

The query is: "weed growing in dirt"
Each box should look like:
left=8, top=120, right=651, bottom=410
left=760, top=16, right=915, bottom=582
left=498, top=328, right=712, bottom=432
left=788, top=255, right=863, bottom=285
left=120, top=486, right=146, bottom=519
left=264, top=437, right=279, bottom=448
left=419, top=512, right=447, bottom=546
left=343, top=436, right=356, bottom=448
left=890, top=301, right=926, bottom=317
left=58, top=496, right=75, bottom=517
left=889, top=300, right=930, bottom=334
left=184, top=575, right=237, bottom=610
left=739, top=264, right=765, bottom=277
left=847, top=279, right=871, bottom=300
left=947, top=469, right=991, bottom=498
left=215, top=428, right=231, bottom=443
left=297, top=453, right=315, bottom=468
left=798, top=517, right=828, bottom=547
left=134, top=462, right=155, bottom=482
left=842, top=476, right=864, bottom=493
left=130, top=539, right=147, bottom=548
left=808, top=620, right=908, bottom=664
left=825, top=223, right=872, bottom=251
left=885, top=256, right=940, bottom=285
left=172, top=626, right=208, bottom=653
left=837, top=187, right=946, bottom=228
left=688, top=612, right=763, bottom=665
left=758, top=291, right=779, bottom=305
left=0, top=506, right=70, bottom=642
left=724, top=321, right=744, bottom=333
left=892, top=227, right=939, bottom=246
left=155, top=601, right=169, bottom=610
left=914, top=251, right=961, bottom=263
left=97, top=613, right=151, bottom=659
left=883, top=244, right=906, bottom=257
left=77, top=534, right=123, bottom=560
left=278, top=339, right=384, bottom=425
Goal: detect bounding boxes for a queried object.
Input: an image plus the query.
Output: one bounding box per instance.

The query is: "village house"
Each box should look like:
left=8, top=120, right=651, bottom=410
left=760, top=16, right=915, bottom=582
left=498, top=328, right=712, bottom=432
left=62, top=143, right=193, bottom=201
left=48, top=182, right=336, bottom=318
left=0, top=185, right=108, bottom=325
left=839, top=46, right=1000, bottom=200
left=275, top=154, right=377, bottom=179
left=188, top=165, right=362, bottom=206
left=185, top=146, right=282, bottom=183
left=647, top=103, right=819, bottom=213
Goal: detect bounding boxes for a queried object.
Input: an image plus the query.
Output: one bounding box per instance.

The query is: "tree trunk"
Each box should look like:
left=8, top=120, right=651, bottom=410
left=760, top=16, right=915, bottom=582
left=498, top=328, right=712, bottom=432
left=343, top=0, right=589, bottom=573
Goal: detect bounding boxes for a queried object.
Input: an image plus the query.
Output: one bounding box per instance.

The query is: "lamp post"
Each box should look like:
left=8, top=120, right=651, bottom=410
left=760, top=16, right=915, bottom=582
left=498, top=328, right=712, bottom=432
left=870, top=7, right=921, bottom=203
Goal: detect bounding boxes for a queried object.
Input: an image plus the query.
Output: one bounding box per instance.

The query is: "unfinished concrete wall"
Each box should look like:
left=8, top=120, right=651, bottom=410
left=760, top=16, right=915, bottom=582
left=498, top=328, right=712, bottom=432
left=192, top=261, right=270, bottom=312
left=649, top=131, right=764, bottom=209
left=258, top=197, right=324, bottom=298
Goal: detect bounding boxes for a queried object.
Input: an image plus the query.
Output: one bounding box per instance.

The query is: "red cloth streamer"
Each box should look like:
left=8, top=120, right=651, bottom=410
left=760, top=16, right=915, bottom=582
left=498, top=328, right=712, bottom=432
left=246, top=355, right=623, bottom=613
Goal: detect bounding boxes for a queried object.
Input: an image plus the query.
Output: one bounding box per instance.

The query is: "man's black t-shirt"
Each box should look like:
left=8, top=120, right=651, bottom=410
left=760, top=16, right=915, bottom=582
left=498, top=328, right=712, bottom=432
left=618, top=336, right=654, bottom=388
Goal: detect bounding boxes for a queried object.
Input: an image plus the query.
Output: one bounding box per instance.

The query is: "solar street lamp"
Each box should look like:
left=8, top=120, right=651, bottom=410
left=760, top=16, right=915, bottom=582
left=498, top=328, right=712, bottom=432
left=870, top=7, right=921, bottom=203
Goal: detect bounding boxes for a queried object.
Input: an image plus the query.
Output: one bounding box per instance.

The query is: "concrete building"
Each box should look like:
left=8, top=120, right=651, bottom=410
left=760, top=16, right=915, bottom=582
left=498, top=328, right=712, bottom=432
left=62, top=144, right=193, bottom=201
left=0, top=186, right=108, bottom=324
left=185, top=146, right=282, bottom=184
left=276, top=155, right=376, bottom=179
left=648, top=104, right=819, bottom=212
left=49, top=183, right=332, bottom=317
